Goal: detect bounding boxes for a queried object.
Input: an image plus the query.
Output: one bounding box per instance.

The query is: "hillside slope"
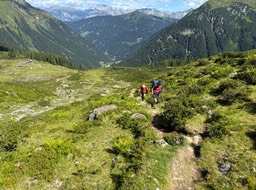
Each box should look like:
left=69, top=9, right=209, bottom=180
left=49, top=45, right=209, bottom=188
left=121, top=0, right=256, bottom=66
left=0, top=49, right=255, bottom=189
left=0, top=0, right=107, bottom=68
left=66, top=11, right=176, bottom=60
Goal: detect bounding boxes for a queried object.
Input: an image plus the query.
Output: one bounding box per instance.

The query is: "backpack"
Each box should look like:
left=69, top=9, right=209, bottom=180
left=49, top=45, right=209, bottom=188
left=151, top=80, right=159, bottom=88
left=141, top=86, right=148, bottom=94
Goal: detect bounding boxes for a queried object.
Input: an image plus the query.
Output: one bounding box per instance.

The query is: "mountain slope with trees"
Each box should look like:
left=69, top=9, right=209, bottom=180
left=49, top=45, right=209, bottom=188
left=0, top=0, right=107, bottom=68
left=66, top=11, right=177, bottom=60
left=121, top=0, right=256, bottom=67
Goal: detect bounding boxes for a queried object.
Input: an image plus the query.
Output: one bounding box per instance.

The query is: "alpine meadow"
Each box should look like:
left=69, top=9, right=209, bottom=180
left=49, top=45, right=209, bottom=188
left=0, top=0, right=256, bottom=190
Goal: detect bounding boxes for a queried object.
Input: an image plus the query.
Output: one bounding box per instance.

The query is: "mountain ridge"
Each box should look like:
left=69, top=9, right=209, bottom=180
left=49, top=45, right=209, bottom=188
left=121, top=0, right=256, bottom=66
left=44, top=4, right=191, bottom=22
left=66, top=11, right=177, bottom=60
left=0, top=0, right=107, bottom=68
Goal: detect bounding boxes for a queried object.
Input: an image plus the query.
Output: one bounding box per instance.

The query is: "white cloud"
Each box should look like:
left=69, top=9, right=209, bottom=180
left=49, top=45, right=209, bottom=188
left=185, top=0, right=207, bottom=9
left=26, top=0, right=208, bottom=11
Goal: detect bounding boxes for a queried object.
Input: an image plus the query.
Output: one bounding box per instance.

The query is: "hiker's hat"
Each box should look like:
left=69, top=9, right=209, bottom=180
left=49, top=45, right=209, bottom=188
left=142, top=84, right=145, bottom=87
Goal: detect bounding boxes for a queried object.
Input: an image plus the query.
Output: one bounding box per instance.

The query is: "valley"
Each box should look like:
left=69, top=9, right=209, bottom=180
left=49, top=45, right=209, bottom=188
left=0, top=0, right=256, bottom=189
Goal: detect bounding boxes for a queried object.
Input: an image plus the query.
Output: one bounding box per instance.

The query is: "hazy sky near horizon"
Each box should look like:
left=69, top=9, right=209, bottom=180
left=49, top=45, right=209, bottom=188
left=26, top=0, right=208, bottom=12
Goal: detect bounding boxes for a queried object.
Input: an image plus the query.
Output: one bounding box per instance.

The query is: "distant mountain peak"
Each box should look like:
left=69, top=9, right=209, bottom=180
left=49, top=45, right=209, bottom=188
left=121, top=0, right=256, bottom=66
left=44, top=4, right=191, bottom=21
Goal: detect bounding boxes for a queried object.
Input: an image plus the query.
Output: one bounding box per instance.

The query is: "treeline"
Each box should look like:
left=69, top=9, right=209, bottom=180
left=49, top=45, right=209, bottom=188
left=2, top=49, right=86, bottom=70
left=24, top=51, right=86, bottom=70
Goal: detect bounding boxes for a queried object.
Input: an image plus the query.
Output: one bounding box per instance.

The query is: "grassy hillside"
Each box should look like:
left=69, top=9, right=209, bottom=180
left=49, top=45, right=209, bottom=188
left=208, top=0, right=256, bottom=9
left=0, top=50, right=255, bottom=189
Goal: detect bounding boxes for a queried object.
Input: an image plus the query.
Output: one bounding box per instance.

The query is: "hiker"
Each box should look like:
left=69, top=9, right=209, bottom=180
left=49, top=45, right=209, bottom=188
left=139, top=84, right=148, bottom=101
left=151, top=80, right=162, bottom=109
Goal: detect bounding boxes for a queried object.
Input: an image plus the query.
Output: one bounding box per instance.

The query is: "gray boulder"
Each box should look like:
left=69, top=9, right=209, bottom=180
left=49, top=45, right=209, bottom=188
left=130, top=113, right=147, bottom=120
left=88, top=104, right=117, bottom=121
left=219, top=163, right=232, bottom=174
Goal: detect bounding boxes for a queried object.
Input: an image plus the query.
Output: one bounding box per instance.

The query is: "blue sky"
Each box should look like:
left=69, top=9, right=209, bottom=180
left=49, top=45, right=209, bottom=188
left=26, top=0, right=208, bottom=12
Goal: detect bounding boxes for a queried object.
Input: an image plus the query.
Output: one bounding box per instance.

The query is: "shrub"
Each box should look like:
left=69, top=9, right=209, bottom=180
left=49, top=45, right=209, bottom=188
left=196, top=59, right=209, bottom=66
left=211, top=65, right=235, bottom=79
left=160, top=99, right=194, bottom=133
left=23, top=139, right=74, bottom=180
left=179, top=78, right=205, bottom=95
left=38, top=99, right=51, bottom=107
left=117, top=114, right=136, bottom=130
left=197, top=77, right=212, bottom=86
left=236, top=58, right=246, bottom=65
left=72, top=120, right=100, bottom=134
left=246, top=58, right=256, bottom=66
left=219, top=87, right=249, bottom=105
left=25, top=148, right=56, bottom=181
left=117, top=114, right=154, bottom=140
left=186, top=95, right=216, bottom=114
left=0, top=122, right=27, bottom=152
left=222, top=52, right=245, bottom=59
left=205, top=112, right=230, bottom=138
left=44, top=138, right=74, bottom=158
left=211, top=80, right=249, bottom=105
left=67, top=72, right=82, bottom=81
left=214, top=58, right=222, bottom=64
left=210, top=80, right=239, bottom=96
left=112, top=137, right=135, bottom=158
left=234, top=68, right=256, bottom=85
left=163, top=133, right=185, bottom=146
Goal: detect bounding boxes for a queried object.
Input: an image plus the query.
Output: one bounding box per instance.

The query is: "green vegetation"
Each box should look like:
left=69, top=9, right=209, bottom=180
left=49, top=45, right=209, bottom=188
left=0, top=57, right=175, bottom=189
left=122, top=0, right=256, bottom=67
left=0, top=0, right=107, bottom=68
left=0, top=49, right=255, bottom=189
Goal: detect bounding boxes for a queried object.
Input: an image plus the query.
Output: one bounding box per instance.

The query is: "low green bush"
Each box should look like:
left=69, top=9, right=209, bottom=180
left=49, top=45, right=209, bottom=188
left=196, top=59, right=210, bottom=66
left=112, top=137, right=135, bottom=158
left=197, top=77, right=212, bottom=86
left=160, top=98, right=194, bottom=133
left=234, top=68, right=256, bottom=85
left=67, top=72, right=82, bottom=81
left=210, top=80, right=239, bottom=96
left=22, top=139, right=74, bottom=181
left=211, top=80, right=249, bottom=105
left=219, top=87, right=249, bottom=105
left=117, top=114, right=154, bottom=140
left=205, top=112, right=231, bottom=138
left=25, top=148, right=57, bottom=181
left=117, top=114, right=138, bottom=130
left=37, top=99, right=51, bottom=107
left=72, top=120, right=101, bottom=134
left=222, top=52, right=246, bottom=59
left=211, top=65, right=235, bottom=79
left=0, top=122, right=28, bottom=152
left=246, top=58, right=256, bottom=66
left=163, top=133, right=184, bottom=146
left=186, top=95, right=216, bottom=114
left=44, top=138, right=74, bottom=158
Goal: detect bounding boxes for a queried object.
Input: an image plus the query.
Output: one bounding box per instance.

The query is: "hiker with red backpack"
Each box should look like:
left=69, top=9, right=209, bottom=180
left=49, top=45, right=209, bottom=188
left=139, top=84, right=149, bottom=101
left=151, top=80, right=162, bottom=109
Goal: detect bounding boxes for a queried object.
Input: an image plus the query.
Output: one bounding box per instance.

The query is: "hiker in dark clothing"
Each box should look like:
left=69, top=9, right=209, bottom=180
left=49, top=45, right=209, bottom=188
left=151, top=80, right=162, bottom=109
left=139, top=84, right=148, bottom=101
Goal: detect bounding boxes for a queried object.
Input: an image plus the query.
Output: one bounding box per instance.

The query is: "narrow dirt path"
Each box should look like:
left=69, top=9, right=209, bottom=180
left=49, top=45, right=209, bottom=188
left=168, top=139, right=202, bottom=190
left=134, top=90, right=202, bottom=190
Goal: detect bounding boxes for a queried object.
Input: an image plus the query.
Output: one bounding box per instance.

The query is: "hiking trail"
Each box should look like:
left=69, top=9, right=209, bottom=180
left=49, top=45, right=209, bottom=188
left=134, top=89, right=202, bottom=190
